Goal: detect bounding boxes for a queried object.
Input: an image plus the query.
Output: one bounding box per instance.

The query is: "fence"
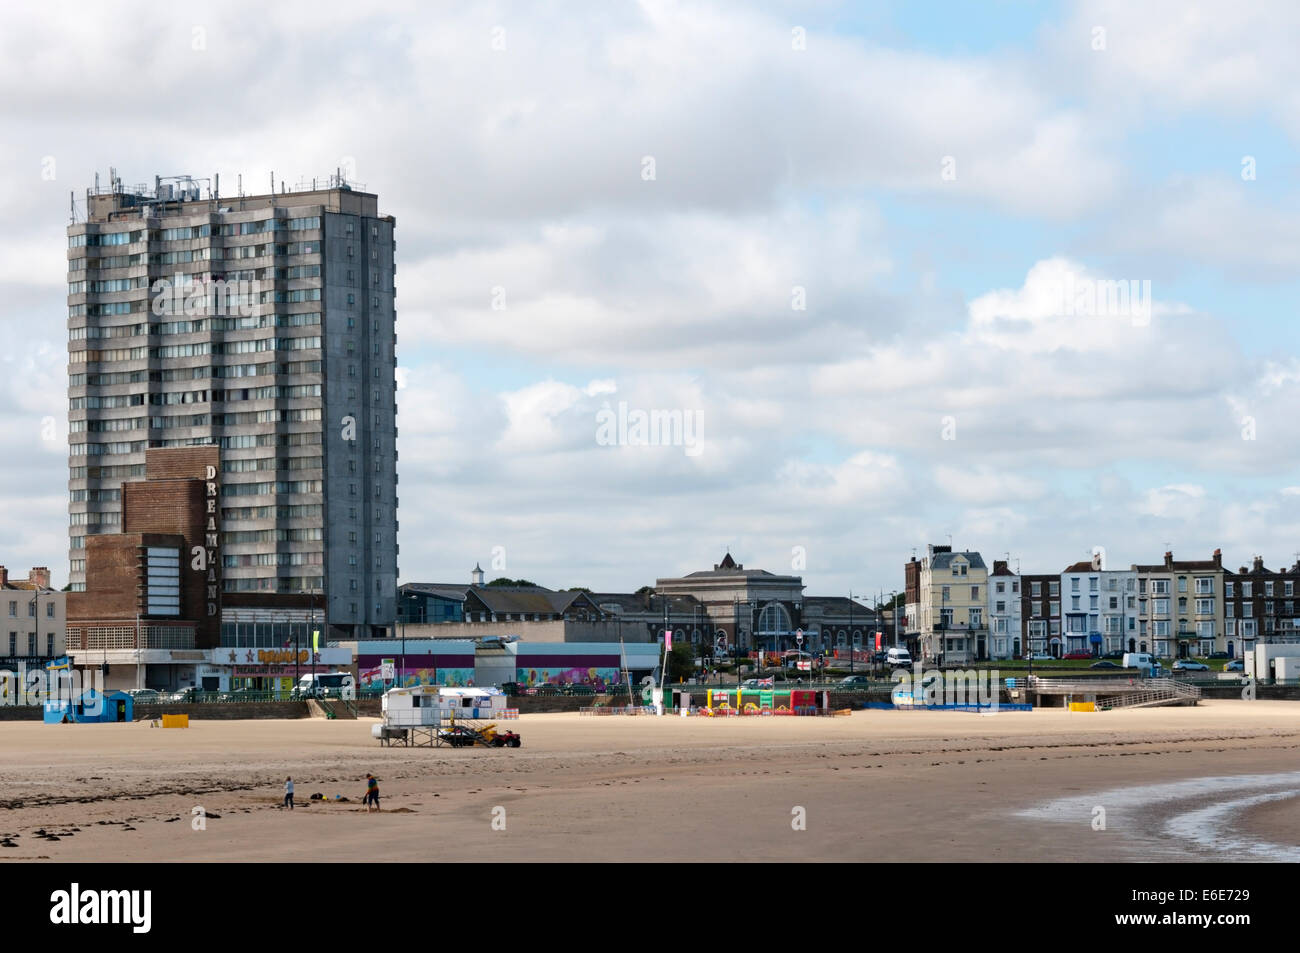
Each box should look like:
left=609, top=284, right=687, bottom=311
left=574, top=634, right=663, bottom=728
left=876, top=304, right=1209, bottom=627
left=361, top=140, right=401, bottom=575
left=71, top=625, right=197, bottom=650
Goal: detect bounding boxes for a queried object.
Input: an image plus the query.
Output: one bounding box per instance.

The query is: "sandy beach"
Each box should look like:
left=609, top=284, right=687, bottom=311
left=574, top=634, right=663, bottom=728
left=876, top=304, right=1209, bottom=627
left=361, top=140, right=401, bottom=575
left=2, top=700, right=1298, bottom=862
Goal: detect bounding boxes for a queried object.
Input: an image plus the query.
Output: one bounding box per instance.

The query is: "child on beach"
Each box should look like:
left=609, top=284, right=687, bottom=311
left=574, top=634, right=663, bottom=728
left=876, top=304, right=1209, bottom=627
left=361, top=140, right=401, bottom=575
left=284, top=776, right=294, bottom=810
left=364, top=773, right=380, bottom=812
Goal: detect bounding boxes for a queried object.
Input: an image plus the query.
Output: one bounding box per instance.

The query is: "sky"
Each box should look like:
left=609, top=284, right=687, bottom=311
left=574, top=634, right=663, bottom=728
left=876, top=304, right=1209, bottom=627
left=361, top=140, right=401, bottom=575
left=2, top=0, right=1299, bottom=597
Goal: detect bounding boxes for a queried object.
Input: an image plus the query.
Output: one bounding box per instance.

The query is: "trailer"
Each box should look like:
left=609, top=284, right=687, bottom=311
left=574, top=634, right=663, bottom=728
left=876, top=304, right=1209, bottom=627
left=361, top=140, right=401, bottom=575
left=374, top=685, right=520, bottom=748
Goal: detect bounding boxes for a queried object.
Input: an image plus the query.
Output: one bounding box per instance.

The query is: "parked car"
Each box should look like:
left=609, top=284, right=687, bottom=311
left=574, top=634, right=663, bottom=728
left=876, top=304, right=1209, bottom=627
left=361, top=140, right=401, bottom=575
left=1102, top=651, right=1124, bottom=660
left=839, top=675, right=871, bottom=689
left=1225, top=660, right=1245, bottom=672
left=562, top=684, right=596, bottom=696
left=125, top=688, right=161, bottom=703
left=1063, top=652, right=1093, bottom=661
left=1089, top=661, right=1121, bottom=670
left=166, top=686, right=200, bottom=702
left=1208, top=652, right=1229, bottom=660
left=1172, top=660, right=1209, bottom=672
left=1027, top=653, right=1054, bottom=661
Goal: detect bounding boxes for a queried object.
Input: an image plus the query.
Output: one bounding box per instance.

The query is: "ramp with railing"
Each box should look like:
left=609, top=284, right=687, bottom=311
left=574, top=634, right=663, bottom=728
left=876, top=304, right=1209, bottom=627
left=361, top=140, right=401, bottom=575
left=1012, top=675, right=1200, bottom=709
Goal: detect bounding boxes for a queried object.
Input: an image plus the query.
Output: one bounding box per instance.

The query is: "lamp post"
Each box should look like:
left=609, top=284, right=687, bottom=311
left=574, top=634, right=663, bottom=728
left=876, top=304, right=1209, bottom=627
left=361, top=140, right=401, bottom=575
left=29, top=592, right=40, bottom=702
left=310, top=587, right=317, bottom=696
left=748, top=599, right=757, bottom=673
left=29, top=590, right=38, bottom=660
left=848, top=592, right=855, bottom=675
left=891, top=591, right=899, bottom=650
left=733, top=596, right=741, bottom=694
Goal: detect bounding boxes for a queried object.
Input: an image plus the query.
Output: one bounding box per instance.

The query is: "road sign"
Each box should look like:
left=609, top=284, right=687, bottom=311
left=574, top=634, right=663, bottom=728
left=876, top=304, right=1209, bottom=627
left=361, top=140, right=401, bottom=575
left=795, top=629, right=804, bottom=645
left=380, top=658, right=395, bottom=680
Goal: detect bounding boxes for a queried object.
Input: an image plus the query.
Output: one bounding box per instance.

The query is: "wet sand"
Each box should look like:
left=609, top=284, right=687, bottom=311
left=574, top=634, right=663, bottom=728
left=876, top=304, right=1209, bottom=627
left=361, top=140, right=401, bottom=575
left=1, top=700, right=1297, bottom=862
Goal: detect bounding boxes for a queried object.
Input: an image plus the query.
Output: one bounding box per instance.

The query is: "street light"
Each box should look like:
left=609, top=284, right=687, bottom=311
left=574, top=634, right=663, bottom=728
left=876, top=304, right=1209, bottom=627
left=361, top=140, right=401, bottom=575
left=848, top=592, right=856, bottom=675
left=310, top=586, right=318, bottom=697
left=733, top=596, right=740, bottom=693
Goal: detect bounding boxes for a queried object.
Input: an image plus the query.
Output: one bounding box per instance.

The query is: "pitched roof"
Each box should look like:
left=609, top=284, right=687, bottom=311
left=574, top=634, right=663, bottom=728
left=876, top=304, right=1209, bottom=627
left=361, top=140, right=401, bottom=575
left=930, top=551, right=987, bottom=571
left=803, top=596, right=876, bottom=614
left=589, top=592, right=702, bottom=614
left=400, top=583, right=470, bottom=602
left=466, top=586, right=594, bottom=615
left=663, top=552, right=800, bottom=581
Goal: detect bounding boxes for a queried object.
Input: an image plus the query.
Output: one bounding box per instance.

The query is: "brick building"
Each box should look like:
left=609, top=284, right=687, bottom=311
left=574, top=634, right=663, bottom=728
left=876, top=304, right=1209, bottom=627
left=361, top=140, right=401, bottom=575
left=66, top=446, right=220, bottom=689
left=1225, top=556, right=1300, bottom=655
left=1020, top=573, right=1061, bottom=657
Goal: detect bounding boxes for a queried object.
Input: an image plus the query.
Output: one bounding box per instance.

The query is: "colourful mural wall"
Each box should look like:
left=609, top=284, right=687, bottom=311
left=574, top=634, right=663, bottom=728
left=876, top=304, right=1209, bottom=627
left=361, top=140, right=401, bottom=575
left=357, top=653, right=476, bottom=690
left=515, top=666, right=619, bottom=690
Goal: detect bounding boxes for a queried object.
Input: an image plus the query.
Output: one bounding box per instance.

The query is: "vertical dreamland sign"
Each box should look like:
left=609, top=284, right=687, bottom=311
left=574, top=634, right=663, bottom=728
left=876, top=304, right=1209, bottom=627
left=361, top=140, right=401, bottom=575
left=189, top=460, right=221, bottom=643
left=204, top=463, right=220, bottom=619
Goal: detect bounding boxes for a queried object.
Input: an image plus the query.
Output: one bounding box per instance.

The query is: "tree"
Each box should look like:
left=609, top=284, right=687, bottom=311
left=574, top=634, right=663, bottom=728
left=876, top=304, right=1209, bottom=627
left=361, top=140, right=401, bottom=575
left=666, top=643, right=695, bottom=681
left=486, top=577, right=538, bottom=587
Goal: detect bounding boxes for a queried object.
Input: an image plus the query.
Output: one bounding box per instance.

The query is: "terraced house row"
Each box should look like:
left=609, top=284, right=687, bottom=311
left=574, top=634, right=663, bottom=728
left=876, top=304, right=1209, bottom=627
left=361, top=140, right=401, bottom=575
left=904, top=545, right=1300, bottom=665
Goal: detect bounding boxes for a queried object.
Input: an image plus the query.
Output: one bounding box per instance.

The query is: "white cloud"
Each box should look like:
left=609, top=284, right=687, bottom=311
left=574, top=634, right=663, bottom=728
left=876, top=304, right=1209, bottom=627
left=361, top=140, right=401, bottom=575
left=1139, top=484, right=1207, bottom=519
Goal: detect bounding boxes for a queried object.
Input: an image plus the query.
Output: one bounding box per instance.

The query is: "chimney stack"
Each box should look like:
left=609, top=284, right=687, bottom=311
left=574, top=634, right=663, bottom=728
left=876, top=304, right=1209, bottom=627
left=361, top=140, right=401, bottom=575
left=0, top=566, right=7, bottom=587
left=1213, top=549, right=1223, bottom=569
left=29, top=567, right=51, bottom=589
left=1252, top=555, right=1264, bottom=573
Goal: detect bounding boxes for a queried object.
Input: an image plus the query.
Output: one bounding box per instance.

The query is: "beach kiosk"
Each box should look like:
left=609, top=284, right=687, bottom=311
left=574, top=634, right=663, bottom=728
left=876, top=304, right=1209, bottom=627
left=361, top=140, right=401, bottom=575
left=375, top=685, right=514, bottom=746
left=43, top=688, right=133, bottom=724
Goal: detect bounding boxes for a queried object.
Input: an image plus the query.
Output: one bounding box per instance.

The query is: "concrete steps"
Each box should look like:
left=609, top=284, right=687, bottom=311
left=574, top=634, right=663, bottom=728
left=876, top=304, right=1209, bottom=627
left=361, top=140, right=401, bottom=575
left=306, top=699, right=357, bottom=719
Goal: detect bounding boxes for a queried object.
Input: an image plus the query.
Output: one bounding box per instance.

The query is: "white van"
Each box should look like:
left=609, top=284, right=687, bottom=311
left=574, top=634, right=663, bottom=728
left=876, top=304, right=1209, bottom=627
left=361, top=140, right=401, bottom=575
left=1122, top=653, right=1162, bottom=676
left=293, top=672, right=356, bottom=700
left=886, top=647, right=912, bottom=668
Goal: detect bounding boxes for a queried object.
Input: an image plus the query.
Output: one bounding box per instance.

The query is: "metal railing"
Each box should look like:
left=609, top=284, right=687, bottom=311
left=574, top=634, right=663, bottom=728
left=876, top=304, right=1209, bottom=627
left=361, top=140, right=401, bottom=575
left=1098, top=689, right=1175, bottom=709
left=1147, top=677, right=1202, bottom=698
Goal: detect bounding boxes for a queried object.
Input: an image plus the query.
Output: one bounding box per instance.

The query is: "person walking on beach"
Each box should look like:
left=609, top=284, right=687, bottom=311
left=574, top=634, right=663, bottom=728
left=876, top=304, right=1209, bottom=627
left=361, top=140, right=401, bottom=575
left=284, top=776, right=294, bottom=810
left=364, top=773, right=380, bottom=812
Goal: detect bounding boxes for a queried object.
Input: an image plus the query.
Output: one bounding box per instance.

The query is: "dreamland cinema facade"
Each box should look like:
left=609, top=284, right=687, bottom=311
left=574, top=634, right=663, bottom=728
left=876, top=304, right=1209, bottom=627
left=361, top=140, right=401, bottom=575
left=904, top=544, right=1300, bottom=665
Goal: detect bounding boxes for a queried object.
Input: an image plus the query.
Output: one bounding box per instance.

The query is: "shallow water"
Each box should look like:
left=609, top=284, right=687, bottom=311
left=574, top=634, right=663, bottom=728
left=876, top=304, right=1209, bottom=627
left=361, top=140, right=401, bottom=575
left=1017, top=771, right=1300, bottom=861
